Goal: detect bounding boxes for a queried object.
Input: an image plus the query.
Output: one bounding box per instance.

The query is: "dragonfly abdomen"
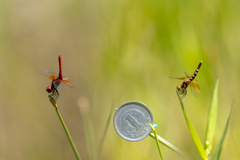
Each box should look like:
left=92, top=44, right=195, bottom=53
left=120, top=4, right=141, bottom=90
left=189, top=61, right=202, bottom=81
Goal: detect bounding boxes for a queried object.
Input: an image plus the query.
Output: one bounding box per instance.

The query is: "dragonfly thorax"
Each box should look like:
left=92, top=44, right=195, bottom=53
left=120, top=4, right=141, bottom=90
left=51, top=79, right=61, bottom=89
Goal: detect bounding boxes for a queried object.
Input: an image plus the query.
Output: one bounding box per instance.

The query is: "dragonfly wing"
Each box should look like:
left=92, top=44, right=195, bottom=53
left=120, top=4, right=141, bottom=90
left=51, top=77, right=73, bottom=90
left=169, top=77, right=187, bottom=80
left=37, top=70, right=58, bottom=80
left=184, top=71, right=190, bottom=78
left=62, top=79, right=74, bottom=88
left=189, top=81, right=200, bottom=97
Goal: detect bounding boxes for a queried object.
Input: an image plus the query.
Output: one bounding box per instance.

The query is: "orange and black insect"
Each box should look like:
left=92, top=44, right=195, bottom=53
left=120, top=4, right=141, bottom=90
left=170, top=61, right=203, bottom=99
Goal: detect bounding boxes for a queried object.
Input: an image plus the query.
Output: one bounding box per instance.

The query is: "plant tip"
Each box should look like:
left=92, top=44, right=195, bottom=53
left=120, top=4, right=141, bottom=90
left=48, top=95, right=57, bottom=108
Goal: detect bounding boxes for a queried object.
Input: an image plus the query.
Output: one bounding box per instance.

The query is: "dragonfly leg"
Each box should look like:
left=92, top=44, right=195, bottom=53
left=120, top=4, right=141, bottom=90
left=49, top=88, right=59, bottom=101
left=49, top=89, right=55, bottom=97
left=54, top=89, right=59, bottom=101
left=177, top=88, right=187, bottom=100
left=181, top=89, right=187, bottom=99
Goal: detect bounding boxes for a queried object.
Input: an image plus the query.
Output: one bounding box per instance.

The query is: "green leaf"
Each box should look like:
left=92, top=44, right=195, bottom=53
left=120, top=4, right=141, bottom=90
left=149, top=132, right=184, bottom=156
left=213, top=103, right=233, bottom=160
left=205, top=80, right=219, bottom=155
left=177, top=93, right=208, bottom=159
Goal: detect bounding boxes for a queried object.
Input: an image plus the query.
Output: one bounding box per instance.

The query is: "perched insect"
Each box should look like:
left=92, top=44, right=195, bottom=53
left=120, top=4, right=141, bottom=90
left=170, top=61, right=202, bottom=99
left=37, top=55, right=73, bottom=101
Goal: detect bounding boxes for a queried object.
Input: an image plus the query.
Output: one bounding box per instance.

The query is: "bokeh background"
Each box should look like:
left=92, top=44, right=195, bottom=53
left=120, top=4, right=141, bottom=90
left=1, top=0, right=240, bottom=159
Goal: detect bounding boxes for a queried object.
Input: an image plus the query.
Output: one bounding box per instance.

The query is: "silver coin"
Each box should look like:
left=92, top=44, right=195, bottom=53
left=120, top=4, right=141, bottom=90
left=113, top=101, right=154, bottom=142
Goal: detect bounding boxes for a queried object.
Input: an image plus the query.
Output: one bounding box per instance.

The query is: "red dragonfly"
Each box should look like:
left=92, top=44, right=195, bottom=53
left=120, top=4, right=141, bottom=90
left=170, top=61, right=202, bottom=99
left=37, top=55, right=73, bottom=100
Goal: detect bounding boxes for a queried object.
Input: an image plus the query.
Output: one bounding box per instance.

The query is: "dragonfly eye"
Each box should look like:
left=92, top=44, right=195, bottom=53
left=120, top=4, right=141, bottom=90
left=176, top=85, right=181, bottom=91
left=46, top=86, right=52, bottom=93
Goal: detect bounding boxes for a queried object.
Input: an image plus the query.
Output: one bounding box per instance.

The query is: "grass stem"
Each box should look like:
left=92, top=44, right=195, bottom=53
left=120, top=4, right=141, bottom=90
left=55, top=107, right=82, bottom=160
left=150, top=124, right=163, bottom=160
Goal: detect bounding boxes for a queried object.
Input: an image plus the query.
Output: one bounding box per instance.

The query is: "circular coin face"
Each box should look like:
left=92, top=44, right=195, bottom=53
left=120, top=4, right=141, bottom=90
left=113, top=101, right=154, bottom=142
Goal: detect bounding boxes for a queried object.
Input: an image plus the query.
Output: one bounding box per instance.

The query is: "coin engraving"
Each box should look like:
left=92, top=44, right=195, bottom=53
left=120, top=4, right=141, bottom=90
left=122, top=110, right=145, bottom=133
left=124, top=113, right=143, bottom=131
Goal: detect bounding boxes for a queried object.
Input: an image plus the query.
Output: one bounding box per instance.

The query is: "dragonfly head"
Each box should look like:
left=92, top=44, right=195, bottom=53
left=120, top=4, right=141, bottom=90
left=46, top=86, right=52, bottom=93
left=176, top=85, right=182, bottom=91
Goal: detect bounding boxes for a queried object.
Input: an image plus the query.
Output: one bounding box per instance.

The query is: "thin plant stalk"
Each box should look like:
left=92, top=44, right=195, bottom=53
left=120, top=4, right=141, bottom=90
left=98, top=101, right=114, bottom=158
left=55, top=108, right=82, bottom=160
left=49, top=95, right=82, bottom=160
left=150, top=124, right=163, bottom=160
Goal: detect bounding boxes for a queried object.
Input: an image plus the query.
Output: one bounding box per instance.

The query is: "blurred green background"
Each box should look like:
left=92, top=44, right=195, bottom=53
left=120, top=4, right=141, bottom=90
left=1, top=0, right=240, bottom=159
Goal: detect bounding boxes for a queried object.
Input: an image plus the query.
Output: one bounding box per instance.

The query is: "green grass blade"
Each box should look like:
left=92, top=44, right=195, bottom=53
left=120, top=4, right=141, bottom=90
left=97, top=101, right=114, bottom=159
left=177, top=92, right=208, bottom=159
left=205, top=80, right=219, bottom=155
left=49, top=95, right=82, bottom=160
left=213, top=103, right=233, bottom=160
left=149, top=133, right=184, bottom=156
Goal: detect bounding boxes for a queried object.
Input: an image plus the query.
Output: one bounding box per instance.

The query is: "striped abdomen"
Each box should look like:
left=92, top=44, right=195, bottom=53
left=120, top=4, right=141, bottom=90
left=189, top=61, right=202, bottom=81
